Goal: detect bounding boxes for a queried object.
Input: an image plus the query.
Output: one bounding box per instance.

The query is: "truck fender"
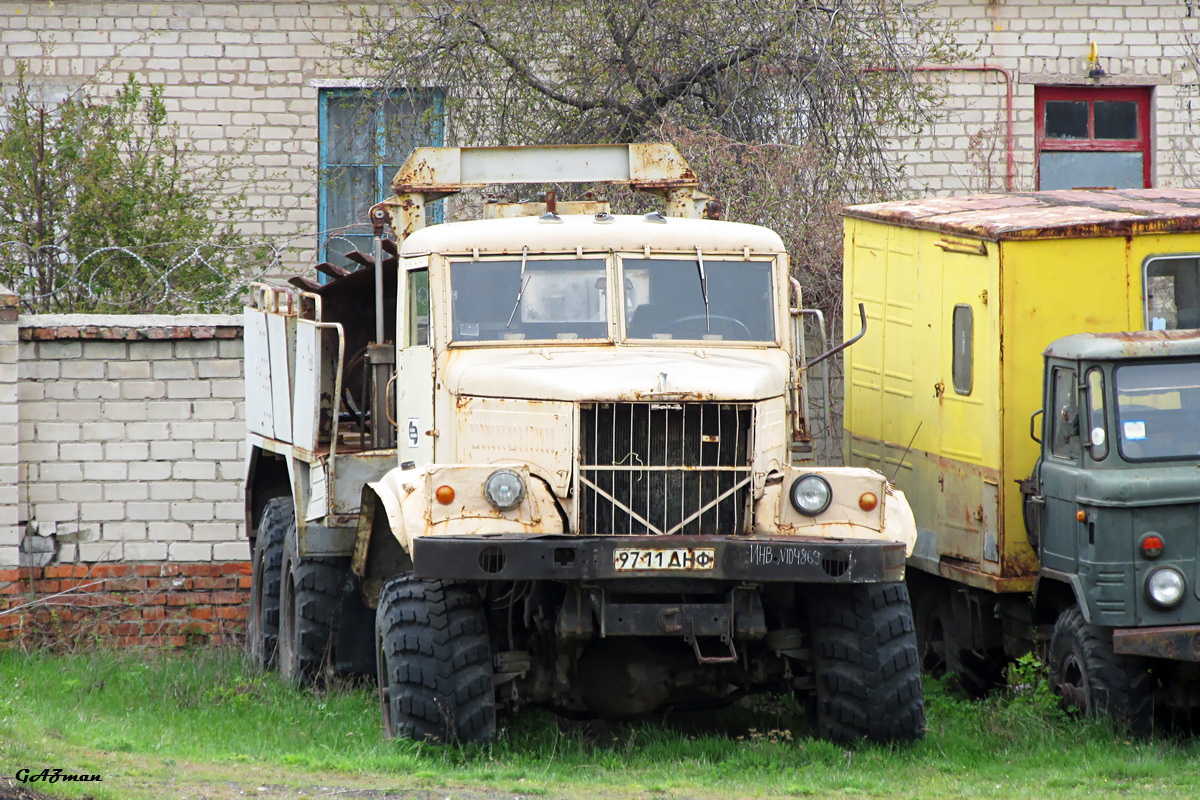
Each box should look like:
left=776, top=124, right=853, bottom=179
left=351, top=464, right=567, bottom=598
left=1033, top=571, right=1089, bottom=625
left=882, top=487, right=918, bottom=557
left=244, top=445, right=291, bottom=541
left=352, top=468, right=417, bottom=570
left=350, top=471, right=419, bottom=609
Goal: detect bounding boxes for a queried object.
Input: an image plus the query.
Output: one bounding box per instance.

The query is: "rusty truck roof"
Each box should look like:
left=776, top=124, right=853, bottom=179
left=843, top=189, right=1200, bottom=241
left=1045, top=330, right=1200, bottom=361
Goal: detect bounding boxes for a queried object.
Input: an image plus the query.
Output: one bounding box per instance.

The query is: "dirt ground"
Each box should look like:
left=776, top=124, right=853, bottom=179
left=1, top=772, right=589, bottom=800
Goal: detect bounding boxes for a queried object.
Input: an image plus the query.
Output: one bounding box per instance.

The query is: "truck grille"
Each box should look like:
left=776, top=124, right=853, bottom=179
left=578, top=402, right=754, bottom=536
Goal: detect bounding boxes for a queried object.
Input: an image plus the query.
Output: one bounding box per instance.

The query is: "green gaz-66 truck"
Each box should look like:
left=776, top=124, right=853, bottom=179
left=243, top=143, right=925, bottom=744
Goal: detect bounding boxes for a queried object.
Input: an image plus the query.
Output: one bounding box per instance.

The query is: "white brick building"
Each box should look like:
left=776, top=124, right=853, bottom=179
left=907, top=0, right=1200, bottom=193
left=2, top=1, right=1196, bottom=264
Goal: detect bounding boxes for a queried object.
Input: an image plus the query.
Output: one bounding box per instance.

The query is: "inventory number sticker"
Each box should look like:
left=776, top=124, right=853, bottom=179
left=1123, top=420, right=1147, bottom=441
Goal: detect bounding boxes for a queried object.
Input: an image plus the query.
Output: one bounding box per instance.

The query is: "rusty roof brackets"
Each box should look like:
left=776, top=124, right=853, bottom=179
left=383, top=143, right=703, bottom=240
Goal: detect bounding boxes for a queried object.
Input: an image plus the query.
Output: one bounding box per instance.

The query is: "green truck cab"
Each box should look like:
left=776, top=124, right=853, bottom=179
left=1026, top=331, right=1200, bottom=725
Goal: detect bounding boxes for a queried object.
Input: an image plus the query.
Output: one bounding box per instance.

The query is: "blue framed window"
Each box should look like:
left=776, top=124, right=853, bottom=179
left=318, top=88, right=443, bottom=268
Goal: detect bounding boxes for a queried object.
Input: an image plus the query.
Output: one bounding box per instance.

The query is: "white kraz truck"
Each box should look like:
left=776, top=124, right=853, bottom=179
left=243, top=144, right=923, bottom=743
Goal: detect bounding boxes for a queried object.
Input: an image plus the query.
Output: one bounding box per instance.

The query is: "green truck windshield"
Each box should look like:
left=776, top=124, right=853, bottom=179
left=1115, top=360, right=1200, bottom=461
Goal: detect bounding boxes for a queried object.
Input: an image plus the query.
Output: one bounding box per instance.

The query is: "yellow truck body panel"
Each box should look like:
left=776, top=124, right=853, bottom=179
left=841, top=189, right=1200, bottom=592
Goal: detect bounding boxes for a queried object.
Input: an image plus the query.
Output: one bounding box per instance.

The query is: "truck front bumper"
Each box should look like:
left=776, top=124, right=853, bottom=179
left=1112, top=625, right=1200, bottom=662
left=411, top=534, right=906, bottom=583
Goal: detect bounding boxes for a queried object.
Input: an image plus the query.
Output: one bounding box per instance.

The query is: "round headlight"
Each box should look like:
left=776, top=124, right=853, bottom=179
left=1146, top=567, right=1186, bottom=609
left=789, top=474, right=832, bottom=517
left=483, top=468, right=525, bottom=511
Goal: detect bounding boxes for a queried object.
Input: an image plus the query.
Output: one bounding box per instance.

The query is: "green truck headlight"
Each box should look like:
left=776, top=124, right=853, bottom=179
left=1146, top=567, right=1186, bottom=609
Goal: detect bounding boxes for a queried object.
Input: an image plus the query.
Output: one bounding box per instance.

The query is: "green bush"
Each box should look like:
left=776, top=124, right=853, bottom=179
left=0, top=65, right=258, bottom=313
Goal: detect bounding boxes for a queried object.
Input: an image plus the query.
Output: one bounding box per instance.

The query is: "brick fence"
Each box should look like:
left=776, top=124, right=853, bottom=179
left=0, top=283, right=250, bottom=646
left=0, top=562, right=250, bottom=648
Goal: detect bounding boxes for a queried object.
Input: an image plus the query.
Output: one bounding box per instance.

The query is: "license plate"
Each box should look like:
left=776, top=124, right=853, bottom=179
left=613, top=547, right=717, bottom=572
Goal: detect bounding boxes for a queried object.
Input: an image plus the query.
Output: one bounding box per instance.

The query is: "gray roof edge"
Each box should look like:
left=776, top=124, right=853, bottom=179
left=1044, top=331, right=1200, bottom=360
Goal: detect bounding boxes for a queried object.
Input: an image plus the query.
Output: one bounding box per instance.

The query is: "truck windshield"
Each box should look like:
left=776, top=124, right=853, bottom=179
left=1114, top=360, right=1200, bottom=461
left=449, top=258, right=608, bottom=342
left=622, top=258, right=775, bottom=341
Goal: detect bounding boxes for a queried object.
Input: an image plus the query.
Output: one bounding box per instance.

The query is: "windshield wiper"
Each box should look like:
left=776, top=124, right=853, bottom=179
left=695, top=246, right=710, bottom=332
left=506, top=246, right=530, bottom=329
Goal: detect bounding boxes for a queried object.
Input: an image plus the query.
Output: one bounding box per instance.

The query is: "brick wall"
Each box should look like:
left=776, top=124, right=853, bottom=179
left=3, top=0, right=1198, bottom=253
left=908, top=0, right=1200, bottom=195
left=0, top=562, right=250, bottom=647
left=0, top=306, right=250, bottom=646
left=0, top=288, right=19, bottom=570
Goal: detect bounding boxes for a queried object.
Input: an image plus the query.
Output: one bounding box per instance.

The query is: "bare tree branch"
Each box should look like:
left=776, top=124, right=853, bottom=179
left=339, top=0, right=966, bottom=321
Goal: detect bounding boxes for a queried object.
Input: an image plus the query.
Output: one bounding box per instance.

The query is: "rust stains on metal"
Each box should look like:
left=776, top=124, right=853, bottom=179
left=844, top=188, right=1200, bottom=242
left=1107, top=329, right=1200, bottom=343
left=1045, top=329, right=1200, bottom=361
left=1112, top=625, right=1200, bottom=662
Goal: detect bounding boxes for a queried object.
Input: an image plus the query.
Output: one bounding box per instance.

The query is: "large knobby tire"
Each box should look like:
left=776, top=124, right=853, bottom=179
left=809, top=582, right=926, bottom=743
left=375, top=576, right=496, bottom=745
left=278, top=524, right=348, bottom=687
left=247, top=497, right=291, bottom=670
left=1049, top=607, right=1153, bottom=735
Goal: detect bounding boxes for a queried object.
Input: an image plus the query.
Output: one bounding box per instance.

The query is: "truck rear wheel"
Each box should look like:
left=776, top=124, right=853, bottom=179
left=915, top=597, right=1003, bottom=699
left=809, top=582, right=925, bottom=743
left=278, top=528, right=347, bottom=686
left=1049, top=607, right=1153, bottom=734
left=247, top=497, right=291, bottom=670
left=375, top=576, right=496, bottom=745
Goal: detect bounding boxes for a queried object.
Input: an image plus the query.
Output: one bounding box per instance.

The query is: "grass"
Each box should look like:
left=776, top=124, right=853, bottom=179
left=1, top=648, right=1198, bottom=799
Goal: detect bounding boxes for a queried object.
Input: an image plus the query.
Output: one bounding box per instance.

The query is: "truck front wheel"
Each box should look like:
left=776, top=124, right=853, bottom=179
left=375, top=576, right=496, bottom=744
left=278, top=528, right=347, bottom=686
left=247, top=497, right=290, bottom=670
left=1049, top=607, right=1153, bottom=734
left=809, top=582, right=925, bottom=743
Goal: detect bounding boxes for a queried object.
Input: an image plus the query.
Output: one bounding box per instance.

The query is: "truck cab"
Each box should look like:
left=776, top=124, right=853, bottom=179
left=1026, top=331, right=1200, bottom=723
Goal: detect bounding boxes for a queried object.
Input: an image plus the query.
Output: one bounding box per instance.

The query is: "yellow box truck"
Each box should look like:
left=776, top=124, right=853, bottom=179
left=842, top=189, right=1200, bottom=730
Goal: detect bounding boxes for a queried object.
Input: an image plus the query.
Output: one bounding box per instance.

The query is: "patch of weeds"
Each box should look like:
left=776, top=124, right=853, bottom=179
left=205, top=677, right=270, bottom=710
left=96, top=738, right=135, bottom=753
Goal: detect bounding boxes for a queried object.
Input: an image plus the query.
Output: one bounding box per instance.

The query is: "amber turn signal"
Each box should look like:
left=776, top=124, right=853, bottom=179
left=1075, top=510, right=1086, bottom=522
left=859, top=492, right=878, bottom=512
left=1140, top=534, right=1164, bottom=559
left=435, top=485, right=456, bottom=504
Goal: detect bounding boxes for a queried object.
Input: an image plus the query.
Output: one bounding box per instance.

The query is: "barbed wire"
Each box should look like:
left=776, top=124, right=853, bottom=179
left=0, top=238, right=286, bottom=314
left=0, top=230, right=395, bottom=314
